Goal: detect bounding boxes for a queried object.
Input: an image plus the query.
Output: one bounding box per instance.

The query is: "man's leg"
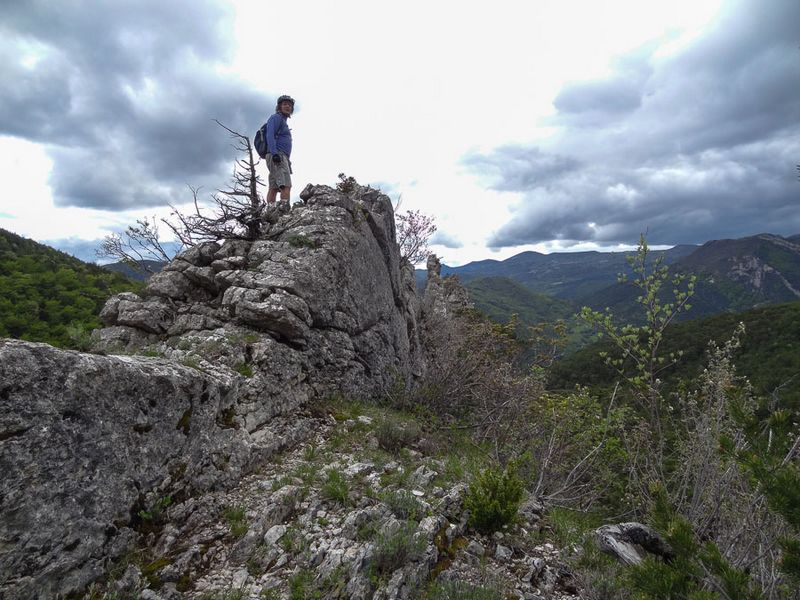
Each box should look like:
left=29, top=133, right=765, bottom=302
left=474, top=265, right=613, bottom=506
left=268, top=154, right=291, bottom=203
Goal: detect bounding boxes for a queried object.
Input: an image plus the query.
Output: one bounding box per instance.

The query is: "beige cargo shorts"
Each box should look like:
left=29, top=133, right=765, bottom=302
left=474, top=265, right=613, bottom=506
left=267, top=153, right=292, bottom=189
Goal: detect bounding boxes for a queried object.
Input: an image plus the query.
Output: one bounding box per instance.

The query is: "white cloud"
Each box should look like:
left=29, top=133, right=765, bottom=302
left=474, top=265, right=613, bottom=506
left=4, top=0, right=791, bottom=267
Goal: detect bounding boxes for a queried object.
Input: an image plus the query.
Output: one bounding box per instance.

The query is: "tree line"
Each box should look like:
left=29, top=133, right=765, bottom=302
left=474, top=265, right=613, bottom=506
left=0, top=228, right=140, bottom=348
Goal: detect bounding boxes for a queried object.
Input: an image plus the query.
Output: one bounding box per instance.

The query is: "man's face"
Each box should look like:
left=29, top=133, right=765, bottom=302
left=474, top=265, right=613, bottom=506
left=279, top=101, right=293, bottom=116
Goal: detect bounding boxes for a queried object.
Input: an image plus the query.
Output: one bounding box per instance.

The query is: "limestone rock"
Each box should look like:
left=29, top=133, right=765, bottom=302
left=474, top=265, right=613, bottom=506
left=519, top=496, right=545, bottom=523
left=594, top=522, right=674, bottom=565
left=95, top=184, right=423, bottom=400
left=0, top=340, right=241, bottom=598
left=496, top=544, right=514, bottom=561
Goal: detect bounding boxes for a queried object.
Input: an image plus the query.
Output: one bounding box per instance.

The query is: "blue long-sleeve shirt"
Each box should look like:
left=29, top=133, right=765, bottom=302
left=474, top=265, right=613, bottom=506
left=265, top=112, right=292, bottom=157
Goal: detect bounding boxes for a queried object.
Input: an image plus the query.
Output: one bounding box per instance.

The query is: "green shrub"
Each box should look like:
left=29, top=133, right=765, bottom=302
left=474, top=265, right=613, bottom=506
left=356, top=517, right=382, bottom=541
left=303, top=444, right=318, bottom=461
left=293, top=463, right=318, bottom=486
left=234, top=362, right=254, bottom=377
left=371, top=522, right=426, bottom=576
left=321, top=469, right=350, bottom=505
left=335, top=172, right=357, bottom=193
left=288, top=568, right=318, bottom=600
left=465, top=465, right=524, bottom=534
left=246, top=544, right=269, bottom=577
left=279, top=526, right=309, bottom=555
left=723, top=386, right=800, bottom=588
left=138, top=494, right=172, bottom=524
left=375, top=418, right=420, bottom=454
left=326, top=395, right=363, bottom=422
left=270, top=475, right=294, bottom=491
left=223, top=505, right=248, bottom=538
left=538, top=507, right=604, bottom=548
left=199, top=590, right=245, bottom=600
left=218, top=406, right=238, bottom=429
left=180, top=356, right=205, bottom=371
left=139, top=349, right=165, bottom=358
left=623, top=485, right=763, bottom=600
left=381, top=489, right=424, bottom=522
left=65, top=323, right=93, bottom=351
left=287, top=234, right=318, bottom=249
left=569, top=537, right=626, bottom=600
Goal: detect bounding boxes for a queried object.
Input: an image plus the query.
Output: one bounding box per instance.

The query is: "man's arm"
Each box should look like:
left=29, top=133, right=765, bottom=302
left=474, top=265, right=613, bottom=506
left=265, top=115, right=278, bottom=156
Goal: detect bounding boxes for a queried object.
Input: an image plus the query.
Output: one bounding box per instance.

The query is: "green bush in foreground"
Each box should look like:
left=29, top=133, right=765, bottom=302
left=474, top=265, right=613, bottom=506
left=465, top=464, right=524, bottom=534
left=624, top=486, right=764, bottom=600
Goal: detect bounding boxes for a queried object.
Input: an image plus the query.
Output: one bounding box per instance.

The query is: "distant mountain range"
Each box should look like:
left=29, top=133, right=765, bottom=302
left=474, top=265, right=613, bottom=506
left=105, top=232, right=800, bottom=322
left=461, top=277, right=575, bottom=331
left=103, top=260, right=165, bottom=281
left=5, top=224, right=799, bottom=349
left=585, top=234, right=800, bottom=322
left=420, top=233, right=800, bottom=327
left=441, top=244, right=698, bottom=300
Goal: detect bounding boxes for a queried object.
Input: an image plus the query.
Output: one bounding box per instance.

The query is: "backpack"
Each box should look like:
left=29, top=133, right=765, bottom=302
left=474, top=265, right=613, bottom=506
left=254, top=123, right=268, bottom=159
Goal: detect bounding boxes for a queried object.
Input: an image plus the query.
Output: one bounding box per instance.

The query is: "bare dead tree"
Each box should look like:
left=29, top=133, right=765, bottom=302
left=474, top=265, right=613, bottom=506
left=97, top=121, right=267, bottom=272
left=163, top=120, right=267, bottom=245
left=95, top=216, right=176, bottom=274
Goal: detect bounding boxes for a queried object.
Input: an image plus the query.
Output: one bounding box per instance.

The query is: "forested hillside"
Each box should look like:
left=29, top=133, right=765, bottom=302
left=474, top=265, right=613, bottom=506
left=0, top=228, right=141, bottom=348
left=103, top=259, right=165, bottom=281
left=549, top=300, right=800, bottom=411
left=464, top=276, right=574, bottom=327
left=581, top=234, right=800, bottom=322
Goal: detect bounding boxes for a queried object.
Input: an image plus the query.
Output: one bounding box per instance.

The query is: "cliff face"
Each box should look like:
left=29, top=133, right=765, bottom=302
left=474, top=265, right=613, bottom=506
left=94, top=183, right=423, bottom=402
left=0, top=184, right=428, bottom=598
left=676, top=234, right=800, bottom=307
left=0, top=343, right=249, bottom=597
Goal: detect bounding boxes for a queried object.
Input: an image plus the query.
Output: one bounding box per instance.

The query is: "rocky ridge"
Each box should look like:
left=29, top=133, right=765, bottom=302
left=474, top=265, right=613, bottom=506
left=99, top=401, right=581, bottom=600
left=93, top=182, right=424, bottom=402
left=0, top=183, right=582, bottom=599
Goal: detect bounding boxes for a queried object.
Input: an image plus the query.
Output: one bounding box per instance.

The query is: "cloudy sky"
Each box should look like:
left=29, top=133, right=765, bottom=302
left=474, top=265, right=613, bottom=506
left=1, top=0, right=798, bottom=266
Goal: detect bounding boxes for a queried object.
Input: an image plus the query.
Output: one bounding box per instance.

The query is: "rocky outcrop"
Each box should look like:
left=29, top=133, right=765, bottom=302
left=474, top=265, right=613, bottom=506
left=0, top=184, right=431, bottom=598
left=729, top=255, right=800, bottom=297
left=1, top=341, right=243, bottom=596
left=94, top=184, right=423, bottom=401
left=594, top=522, right=674, bottom=566
left=420, top=254, right=471, bottom=321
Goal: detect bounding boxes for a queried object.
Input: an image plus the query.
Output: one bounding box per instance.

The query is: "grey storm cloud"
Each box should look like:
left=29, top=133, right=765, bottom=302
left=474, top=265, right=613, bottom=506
left=462, top=146, right=581, bottom=191
left=554, top=77, right=642, bottom=117
left=552, top=52, right=653, bottom=125
left=467, top=0, right=800, bottom=249
left=430, top=230, right=463, bottom=249
left=0, top=0, right=275, bottom=211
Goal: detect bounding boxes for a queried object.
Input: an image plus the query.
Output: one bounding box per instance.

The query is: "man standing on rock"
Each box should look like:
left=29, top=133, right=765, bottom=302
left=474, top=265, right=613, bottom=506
left=265, top=94, right=295, bottom=204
